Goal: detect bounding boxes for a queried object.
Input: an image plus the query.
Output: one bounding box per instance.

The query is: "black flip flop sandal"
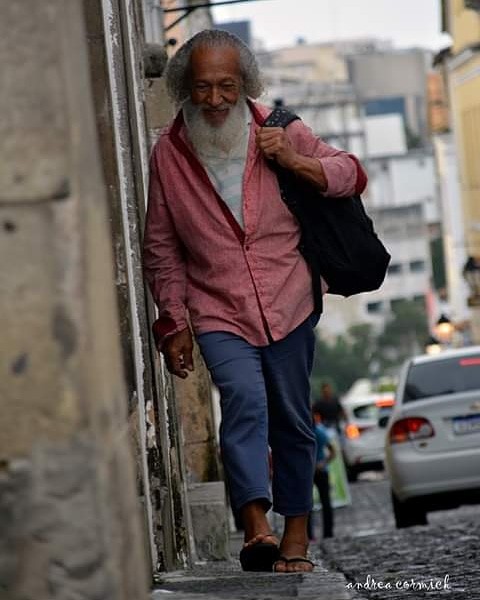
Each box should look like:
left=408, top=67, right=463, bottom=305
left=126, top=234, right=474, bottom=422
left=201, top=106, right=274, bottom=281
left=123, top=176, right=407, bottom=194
left=239, top=542, right=281, bottom=572
left=273, top=555, right=315, bottom=573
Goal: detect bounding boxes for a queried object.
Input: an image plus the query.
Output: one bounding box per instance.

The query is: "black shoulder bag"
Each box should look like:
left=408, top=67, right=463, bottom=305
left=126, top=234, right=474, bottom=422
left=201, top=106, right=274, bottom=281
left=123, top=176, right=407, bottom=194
left=264, top=108, right=391, bottom=313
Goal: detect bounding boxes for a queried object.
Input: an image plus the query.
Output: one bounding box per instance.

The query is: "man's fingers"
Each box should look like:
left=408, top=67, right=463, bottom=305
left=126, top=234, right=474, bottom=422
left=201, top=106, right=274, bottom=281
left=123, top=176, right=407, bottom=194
left=257, top=138, right=279, bottom=157
left=165, top=348, right=194, bottom=378
left=256, top=128, right=286, bottom=143
left=183, top=345, right=194, bottom=372
left=256, top=131, right=288, bottom=158
left=161, top=328, right=194, bottom=378
left=257, top=126, right=283, bottom=137
left=166, top=355, right=188, bottom=379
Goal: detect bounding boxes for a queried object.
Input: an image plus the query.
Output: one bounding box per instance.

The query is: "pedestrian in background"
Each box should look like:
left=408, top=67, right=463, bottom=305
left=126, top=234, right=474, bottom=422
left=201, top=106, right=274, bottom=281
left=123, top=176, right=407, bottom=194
left=312, top=382, right=346, bottom=434
left=143, top=29, right=367, bottom=573
left=310, top=410, right=335, bottom=539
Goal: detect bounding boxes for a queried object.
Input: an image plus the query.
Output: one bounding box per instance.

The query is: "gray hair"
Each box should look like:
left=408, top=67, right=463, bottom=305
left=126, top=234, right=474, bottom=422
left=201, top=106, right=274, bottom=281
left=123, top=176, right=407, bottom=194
left=165, top=29, right=264, bottom=105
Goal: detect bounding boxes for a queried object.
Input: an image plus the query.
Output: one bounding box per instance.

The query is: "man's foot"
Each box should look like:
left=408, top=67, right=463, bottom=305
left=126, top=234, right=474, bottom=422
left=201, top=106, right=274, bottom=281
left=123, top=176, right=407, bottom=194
left=274, top=555, right=315, bottom=573
left=243, top=533, right=279, bottom=548
left=274, top=515, right=314, bottom=573
left=241, top=500, right=275, bottom=546
left=240, top=534, right=280, bottom=571
left=273, top=541, right=314, bottom=573
left=240, top=501, right=280, bottom=571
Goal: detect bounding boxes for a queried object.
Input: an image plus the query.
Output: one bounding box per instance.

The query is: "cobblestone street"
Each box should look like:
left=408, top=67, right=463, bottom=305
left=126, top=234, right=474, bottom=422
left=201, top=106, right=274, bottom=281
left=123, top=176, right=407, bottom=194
left=319, top=473, right=480, bottom=599
left=153, top=472, right=480, bottom=600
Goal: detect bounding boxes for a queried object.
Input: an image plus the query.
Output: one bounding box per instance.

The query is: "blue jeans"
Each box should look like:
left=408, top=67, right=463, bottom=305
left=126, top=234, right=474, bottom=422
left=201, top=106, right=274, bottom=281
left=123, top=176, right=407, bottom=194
left=196, top=314, right=317, bottom=516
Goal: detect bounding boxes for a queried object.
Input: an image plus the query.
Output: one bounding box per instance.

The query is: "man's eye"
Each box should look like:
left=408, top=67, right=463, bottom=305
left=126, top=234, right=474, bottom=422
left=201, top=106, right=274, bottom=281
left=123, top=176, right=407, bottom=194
left=195, top=84, right=209, bottom=92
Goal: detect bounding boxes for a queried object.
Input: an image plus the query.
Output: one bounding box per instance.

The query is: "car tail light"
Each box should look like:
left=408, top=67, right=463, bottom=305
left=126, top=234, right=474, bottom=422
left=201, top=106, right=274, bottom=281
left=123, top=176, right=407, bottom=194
left=345, top=423, right=361, bottom=439
left=344, top=423, right=373, bottom=439
left=389, top=417, right=435, bottom=444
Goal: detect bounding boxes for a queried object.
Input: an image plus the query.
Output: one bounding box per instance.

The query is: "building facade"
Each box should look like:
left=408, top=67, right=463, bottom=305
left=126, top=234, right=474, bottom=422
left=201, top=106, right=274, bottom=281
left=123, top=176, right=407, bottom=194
left=441, top=0, right=480, bottom=341
left=262, top=39, right=440, bottom=342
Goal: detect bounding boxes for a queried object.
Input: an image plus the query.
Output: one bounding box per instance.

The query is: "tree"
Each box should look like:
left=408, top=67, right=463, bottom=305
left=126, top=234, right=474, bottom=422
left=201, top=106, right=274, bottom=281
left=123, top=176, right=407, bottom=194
left=377, top=299, right=429, bottom=373
left=312, top=323, right=376, bottom=396
left=311, top=299, right=429, bottom=394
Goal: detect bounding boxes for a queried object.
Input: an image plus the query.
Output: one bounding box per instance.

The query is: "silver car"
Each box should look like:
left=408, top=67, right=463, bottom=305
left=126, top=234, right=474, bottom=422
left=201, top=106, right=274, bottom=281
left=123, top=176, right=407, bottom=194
left=385, top=346, right=480, bottom=528
left=341, top=393, right=395, bottom=482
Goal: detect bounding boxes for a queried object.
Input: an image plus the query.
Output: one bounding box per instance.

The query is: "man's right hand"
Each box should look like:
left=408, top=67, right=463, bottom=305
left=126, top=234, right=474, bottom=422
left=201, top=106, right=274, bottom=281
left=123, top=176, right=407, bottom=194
left=161, top=327, right=194, bottom=379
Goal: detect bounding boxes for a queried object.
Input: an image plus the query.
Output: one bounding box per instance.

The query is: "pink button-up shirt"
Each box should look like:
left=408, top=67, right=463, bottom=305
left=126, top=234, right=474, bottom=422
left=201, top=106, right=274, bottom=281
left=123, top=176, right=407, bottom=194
left=144, top=101, right=367, bottom=347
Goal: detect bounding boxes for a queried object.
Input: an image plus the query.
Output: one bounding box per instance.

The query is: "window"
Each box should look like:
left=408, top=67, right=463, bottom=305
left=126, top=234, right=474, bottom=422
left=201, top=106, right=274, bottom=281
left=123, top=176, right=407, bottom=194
left=388, top=263, right=403, bottom=275
left=404, top=355, right=480, bottom=402
left=353, top=404, right=394, bottom=421
left=366, top=301, right=382, bottom=314
left=390, top=298, right=407, bottom=312
left=409, top=260, right=426, bottom=273
left=413, top=294, right=426, bottom=306
left=353, top=404, right=378, bottom=419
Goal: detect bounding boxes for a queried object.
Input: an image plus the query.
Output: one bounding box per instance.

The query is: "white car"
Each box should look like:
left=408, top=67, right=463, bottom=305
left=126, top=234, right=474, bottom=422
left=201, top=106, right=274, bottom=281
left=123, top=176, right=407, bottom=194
left=341, top=393, right=395, bottom=482
left=385, top=346, right=480, bottom=528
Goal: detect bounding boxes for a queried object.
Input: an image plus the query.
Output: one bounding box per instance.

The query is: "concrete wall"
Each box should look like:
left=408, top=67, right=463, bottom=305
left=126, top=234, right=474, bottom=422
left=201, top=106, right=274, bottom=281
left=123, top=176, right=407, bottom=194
left=348, top=49, right=430, bottom=143
left=445, top=0, right=480, bottom=342
left=359, top=204, right=432, bottom=322
left=433, top=133, right=471, bottom=323
left=367, top=152, right=439, bottom=224
left=0, top=2, right=149, bottom=598
left=84, top=0, right=198, bottom=572
left=143, top=2, right=228, bottom=560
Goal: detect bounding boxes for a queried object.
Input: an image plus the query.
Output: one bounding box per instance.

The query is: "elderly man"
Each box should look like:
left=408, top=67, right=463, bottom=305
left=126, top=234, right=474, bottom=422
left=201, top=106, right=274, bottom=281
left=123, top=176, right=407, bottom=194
left=143, top=29, right=366, bottom=573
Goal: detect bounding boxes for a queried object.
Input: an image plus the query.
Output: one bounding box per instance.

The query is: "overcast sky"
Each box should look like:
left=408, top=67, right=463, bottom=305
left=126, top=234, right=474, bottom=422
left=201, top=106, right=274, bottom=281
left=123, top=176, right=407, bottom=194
left=212, top=0, right=451, bottom=51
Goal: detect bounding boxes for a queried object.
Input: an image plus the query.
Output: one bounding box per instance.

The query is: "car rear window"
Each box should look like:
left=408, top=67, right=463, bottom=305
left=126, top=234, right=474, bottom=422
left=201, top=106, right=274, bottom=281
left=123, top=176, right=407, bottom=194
left=353, top=403, right=394, bottom=420
left=404, top=355, right=480, bottom=402
left=353, top=404, right=377, bottom=419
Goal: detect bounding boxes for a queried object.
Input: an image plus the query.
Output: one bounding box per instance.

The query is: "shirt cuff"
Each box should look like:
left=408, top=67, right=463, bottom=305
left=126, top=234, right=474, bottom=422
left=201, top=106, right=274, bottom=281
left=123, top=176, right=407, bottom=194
left=317, top=156, right=357, bottom=197
left=152, top=316, right=188, bottom=350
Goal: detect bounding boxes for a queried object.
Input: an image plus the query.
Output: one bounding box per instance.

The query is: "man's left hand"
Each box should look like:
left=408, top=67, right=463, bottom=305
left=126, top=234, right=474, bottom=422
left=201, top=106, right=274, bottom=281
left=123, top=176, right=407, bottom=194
left=256, top=127, right=298, bottom=170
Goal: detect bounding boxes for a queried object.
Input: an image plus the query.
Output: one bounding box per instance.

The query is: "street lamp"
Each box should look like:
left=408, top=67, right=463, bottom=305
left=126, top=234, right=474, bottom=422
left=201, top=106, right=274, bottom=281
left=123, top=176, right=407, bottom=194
left=463, top=256, right=480, bottom=307
left=425, top=335, right=442, bottom=355
left=434, top=313, right=454, bottom=344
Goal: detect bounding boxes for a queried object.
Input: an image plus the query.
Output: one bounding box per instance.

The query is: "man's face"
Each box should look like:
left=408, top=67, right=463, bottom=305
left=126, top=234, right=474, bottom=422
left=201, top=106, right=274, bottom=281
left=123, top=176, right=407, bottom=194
left=322, top=384, right=332, bottom=398
left=190, top=45, right=242, bottom=128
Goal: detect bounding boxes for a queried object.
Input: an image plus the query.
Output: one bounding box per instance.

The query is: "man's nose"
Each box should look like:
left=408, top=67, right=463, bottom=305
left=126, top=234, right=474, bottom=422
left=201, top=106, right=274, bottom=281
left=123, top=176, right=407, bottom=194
left=207, top=86, right=223, bottom=107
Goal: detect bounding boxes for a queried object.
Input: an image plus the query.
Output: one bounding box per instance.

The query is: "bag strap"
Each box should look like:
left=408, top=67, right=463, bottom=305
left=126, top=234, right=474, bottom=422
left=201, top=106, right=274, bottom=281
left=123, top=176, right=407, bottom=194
left=263, top=107, right=300, bottom=129
left=262, top=108, right=302, bottom=217
left=263, top=108, right=323, bottom=314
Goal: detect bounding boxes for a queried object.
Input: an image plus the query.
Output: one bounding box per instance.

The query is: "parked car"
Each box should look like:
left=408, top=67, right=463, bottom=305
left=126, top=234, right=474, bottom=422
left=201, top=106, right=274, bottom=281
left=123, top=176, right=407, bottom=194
left=341, top=393, right=395, bottom=482
left=385, top=346, right=480, bottom=528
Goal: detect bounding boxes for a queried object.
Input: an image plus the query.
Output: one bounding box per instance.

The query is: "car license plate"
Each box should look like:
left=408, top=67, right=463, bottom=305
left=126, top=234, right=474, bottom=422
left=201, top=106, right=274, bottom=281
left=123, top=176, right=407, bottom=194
left=452, top=415, right=480, bottom=435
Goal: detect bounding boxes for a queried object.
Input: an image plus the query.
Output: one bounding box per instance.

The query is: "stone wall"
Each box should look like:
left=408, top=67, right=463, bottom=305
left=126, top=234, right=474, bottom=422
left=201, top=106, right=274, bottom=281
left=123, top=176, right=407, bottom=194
left=0, top=2, right=149, bottom=598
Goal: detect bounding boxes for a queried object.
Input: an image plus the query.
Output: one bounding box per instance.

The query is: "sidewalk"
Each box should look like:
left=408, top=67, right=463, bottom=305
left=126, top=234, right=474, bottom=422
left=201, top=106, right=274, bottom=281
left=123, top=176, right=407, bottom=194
left=152, top=532, right=360, bottom=600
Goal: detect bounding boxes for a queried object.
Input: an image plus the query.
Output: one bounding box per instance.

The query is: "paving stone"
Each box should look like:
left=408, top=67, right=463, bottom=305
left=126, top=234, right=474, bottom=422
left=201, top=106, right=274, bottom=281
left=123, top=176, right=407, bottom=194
left=319, top=475, right=480, bottom=600
left=152, top=474, right=480, bottom=600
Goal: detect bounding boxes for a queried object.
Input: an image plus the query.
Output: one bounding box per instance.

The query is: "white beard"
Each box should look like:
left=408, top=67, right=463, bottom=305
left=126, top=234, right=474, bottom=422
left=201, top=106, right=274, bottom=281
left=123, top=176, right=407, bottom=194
left=183, top=97, right=248, bottom=158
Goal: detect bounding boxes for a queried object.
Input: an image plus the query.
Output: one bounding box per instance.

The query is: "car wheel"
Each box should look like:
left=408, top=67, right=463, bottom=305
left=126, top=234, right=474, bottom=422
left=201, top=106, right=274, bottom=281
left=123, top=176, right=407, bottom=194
left=391, top=490, right=428, bottom=528
left=346, top=465, right=358, bottom=483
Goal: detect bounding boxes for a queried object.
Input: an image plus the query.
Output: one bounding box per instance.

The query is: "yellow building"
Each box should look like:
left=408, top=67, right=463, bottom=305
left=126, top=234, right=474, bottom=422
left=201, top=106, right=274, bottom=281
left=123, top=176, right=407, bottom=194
left=442, top=0, right=480, bottom=339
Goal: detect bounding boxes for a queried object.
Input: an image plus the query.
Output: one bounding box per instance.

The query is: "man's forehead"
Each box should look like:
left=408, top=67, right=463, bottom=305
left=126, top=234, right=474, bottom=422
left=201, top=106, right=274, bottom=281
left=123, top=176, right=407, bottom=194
left=190, top=44, right=241, bottom=76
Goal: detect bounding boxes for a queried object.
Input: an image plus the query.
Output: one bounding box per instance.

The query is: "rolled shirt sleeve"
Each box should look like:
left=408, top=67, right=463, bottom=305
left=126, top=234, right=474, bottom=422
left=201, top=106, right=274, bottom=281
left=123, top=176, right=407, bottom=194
left=286, top=119, right=368, bottom=197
